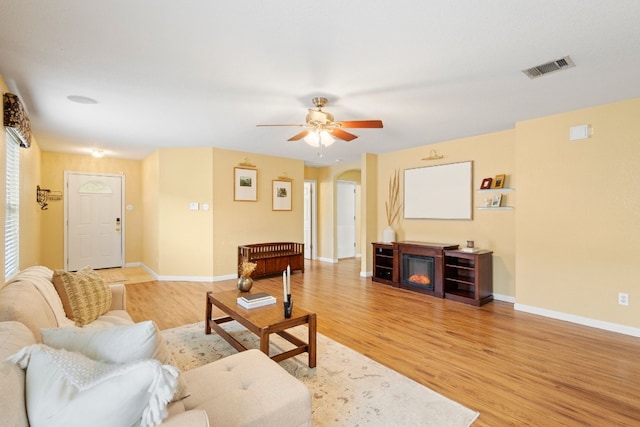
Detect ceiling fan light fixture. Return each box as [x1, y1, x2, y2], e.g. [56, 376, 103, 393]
[304, 130, 335, 147]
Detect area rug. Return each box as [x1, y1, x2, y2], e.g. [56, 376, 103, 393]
[161, 322, 479, 426]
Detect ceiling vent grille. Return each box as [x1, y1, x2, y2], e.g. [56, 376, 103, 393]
[523, 56, 575, 79]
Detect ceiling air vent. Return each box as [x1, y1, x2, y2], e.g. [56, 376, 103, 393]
[522, 56, 575, 79]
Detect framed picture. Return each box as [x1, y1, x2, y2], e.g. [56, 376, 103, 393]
[493, 174, 506, 189]
[491, 193, 502, 207]
[234, 167, 257, 201]
[480, 177, 493, 189]
[272, 180, 292, 211]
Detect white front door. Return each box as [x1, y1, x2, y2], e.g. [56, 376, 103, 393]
[65, 172, 124, 271]
[337, 181, 356, 259]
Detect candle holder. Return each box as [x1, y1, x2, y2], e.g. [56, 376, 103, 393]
[283, 295, 293, 318]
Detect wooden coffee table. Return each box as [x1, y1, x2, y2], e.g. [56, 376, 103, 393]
[205, 290, 317, 368]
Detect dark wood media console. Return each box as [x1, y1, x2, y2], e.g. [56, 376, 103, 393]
[372, 241, 493, 306]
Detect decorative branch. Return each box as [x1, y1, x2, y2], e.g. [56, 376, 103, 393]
[385, 169, 402, 227]
[239, 261, 257, 278]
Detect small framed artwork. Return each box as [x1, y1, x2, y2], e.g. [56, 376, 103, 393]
[272, 180, 292, 211]
[493, 174, 506, 189]
[234, 167, 257, 201]
[491, 193, 502, 207]
[480, 177, 493, 189]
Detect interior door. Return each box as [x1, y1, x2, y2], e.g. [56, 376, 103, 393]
[65, 172, 124, 271]
[337, 181, 356, 259]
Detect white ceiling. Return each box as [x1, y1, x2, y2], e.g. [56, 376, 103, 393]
[2, 1, 640, 167]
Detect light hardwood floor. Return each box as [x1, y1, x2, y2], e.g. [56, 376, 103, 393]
[122, 259, 640, 426]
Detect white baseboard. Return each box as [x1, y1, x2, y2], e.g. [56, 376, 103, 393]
[155, 274, 235, 282]
[139, 264, 235, 282]
[316, 257, 338, 264]
[515, 303, 640, 338]
[360, 271, 373, 278]
[493, 293, 515, 303]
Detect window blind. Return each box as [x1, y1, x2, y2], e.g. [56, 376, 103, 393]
[5, 130, 20, 280]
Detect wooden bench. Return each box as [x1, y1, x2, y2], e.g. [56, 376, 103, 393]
[238, 242, 305, 279]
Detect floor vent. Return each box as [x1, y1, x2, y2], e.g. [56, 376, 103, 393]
[522, 56, 575, 79]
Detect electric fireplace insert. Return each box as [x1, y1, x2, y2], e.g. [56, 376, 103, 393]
[401, 254, 435, 291]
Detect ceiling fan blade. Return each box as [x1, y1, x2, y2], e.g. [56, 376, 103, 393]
[288, 130, 310, 141]
[256, 124, 306, 127]
[331, 128, 358, 142]
[338, 120, 383, 129]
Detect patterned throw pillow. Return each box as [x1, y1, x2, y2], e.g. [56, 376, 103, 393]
[52, 268, 112, 327]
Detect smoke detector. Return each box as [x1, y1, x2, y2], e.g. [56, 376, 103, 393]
[523, 56, 575, 79]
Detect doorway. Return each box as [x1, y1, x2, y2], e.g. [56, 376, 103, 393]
[64, 172, 125, 271]
[303, 180, 317, 260]
[337, 180, 357, 259]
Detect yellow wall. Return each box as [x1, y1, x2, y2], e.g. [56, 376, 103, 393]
[141, 151, 160, 273]
[39, 152, 143, 269]
[515, 98, 640, 328]
[140, 147, 305, 278]
[376, 130, 517, 297]
[156, 148, 214, 277]
[210, 148, 305, 276]
[361, 153, 379, 275]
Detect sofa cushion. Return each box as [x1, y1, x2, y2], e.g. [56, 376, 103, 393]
[182, 349, 312, 427]
[9, 344, 178, 427]
[0, 282, 61, 341]
[0, 321, 36, 427]
[52, 267, 112, 326]
[42, 320, 189, 401]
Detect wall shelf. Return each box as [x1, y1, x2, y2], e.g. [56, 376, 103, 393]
[477, 206, 514, 210]
[476, 187, 515, 209]
[476, 187, 514, 193]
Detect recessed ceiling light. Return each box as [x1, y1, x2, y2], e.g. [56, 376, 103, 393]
[91, 149, 104, 158]
[67, 95, 98, 104]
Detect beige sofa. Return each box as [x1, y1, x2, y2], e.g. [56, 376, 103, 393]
[0, 266, 312, 427]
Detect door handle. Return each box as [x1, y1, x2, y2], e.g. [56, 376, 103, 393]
[115, 217, 121, 232]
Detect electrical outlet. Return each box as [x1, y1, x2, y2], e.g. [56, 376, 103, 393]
[618, 292, 629, 306]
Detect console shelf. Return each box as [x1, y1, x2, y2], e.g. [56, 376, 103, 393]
[372, 243, 395, 286]
[444, 250, 493, 306]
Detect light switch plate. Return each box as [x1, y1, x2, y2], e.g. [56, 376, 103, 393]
[188, 202, 199, 211]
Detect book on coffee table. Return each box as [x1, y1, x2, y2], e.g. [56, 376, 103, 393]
[237, 292, 276, 309]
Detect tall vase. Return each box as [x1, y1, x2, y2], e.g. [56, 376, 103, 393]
[382, 226, 396, 243]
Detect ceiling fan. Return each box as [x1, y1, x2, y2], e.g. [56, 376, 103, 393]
[256, 97, 383, 145]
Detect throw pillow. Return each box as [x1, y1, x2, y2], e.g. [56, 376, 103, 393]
[52, 267, 112, 326]
[41, 320, 189, 401]
[9, 344, 178, 427]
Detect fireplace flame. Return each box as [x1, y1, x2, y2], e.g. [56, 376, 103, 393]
[408, 274, 431, 285]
